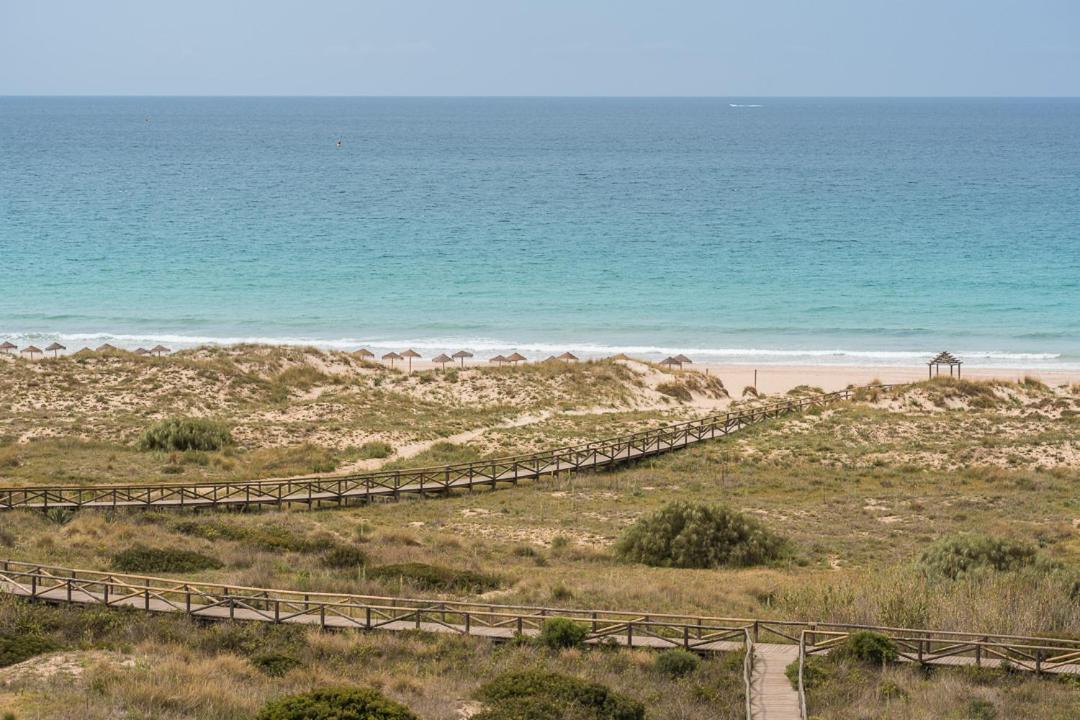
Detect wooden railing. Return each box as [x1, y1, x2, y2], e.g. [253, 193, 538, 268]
[0, 386, 882, 511]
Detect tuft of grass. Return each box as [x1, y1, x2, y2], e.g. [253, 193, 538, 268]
[250, 653, 303, 678]
[138, 417, 233, 452]
[356, 441, 394, 460]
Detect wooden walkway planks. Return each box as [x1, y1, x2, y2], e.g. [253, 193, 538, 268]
[750, 644, 802, 720]
[0, 386, 878, 511]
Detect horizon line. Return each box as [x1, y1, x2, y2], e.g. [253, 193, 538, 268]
[2, 94, 1079, 100]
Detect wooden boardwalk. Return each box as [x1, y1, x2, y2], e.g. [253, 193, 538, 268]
[2, 561, 1078, 720]
[0, 387, 882, 511]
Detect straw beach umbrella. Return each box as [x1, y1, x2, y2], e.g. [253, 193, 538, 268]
[45, 342, 66, 358]
[354, 348, 375, 362]
[432, 353, 452, 369]
[507, 352, 527, 365]
[542, 356, 559, 363]
[489, 354, 508, 365]
[400, 349, 421, 372]
[21, 345, 42, 360]
[95, 343, 118, 353]
[1, 341, 17, 355]
[151, 344, 171, 357]
[673, 354, 692, 368]
[451, 350, 473, 368]
[659, 357, 679, 369]
[558, 352, 579, 362]
[382, 351, 402, 369]
[134, 348, 150, 356]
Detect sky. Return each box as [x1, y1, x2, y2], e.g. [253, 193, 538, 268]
[1, 1, 1078, 96]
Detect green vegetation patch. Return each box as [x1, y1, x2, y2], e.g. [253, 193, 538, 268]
[138, 417, 233, 452]
[0, 633, 59, 667]
[919, 534, 1040, 580]
[111, 545, 223, 573]
[250, 652, 303, 677]
[616, 501, 787, 568]
[654, 648, 700, 677]
[366, 563, 501, 593]
[256, 686, 417, 720]
[475, 670, 645, 720]
[539, 617, 590, 649]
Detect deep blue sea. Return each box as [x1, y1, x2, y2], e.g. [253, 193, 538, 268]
[1, 97, 1078, 367]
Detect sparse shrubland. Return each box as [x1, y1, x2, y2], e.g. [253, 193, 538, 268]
[616, 501, 787, 568]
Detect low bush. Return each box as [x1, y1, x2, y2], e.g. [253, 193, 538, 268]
[251, 652, 303, 677]
[832, 631, 898, 665]
[256, 687, 417, 720]
[321, 545, 367, 569]
[919, 534, 1039, 580]
[539, 617, 589, 649]
[0, 633, 58, 667]
[655, 648, 700, 677]
[366, 563, 500, 593]
[616, 501, 787, 568]
[111, 545, 223, 573]
[356, 441, 394, 460]
[655, 382, 692, 402]
[475, 670, 644, 720]
[138, 417, 233, 452]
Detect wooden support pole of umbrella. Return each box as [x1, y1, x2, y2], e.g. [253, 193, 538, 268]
[381, 351, 402, 369]
[0, 342, 16, 355]
[452, 350, 473, 368]
[506, 352, 526, 365]
[21, 346, 42, 361]
[400, 349, 421, 372]
[45, 342, 66, 358]
[432, 353, 452, 370]
[151, 345, 171, 357]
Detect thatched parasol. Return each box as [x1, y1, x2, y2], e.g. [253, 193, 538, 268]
[673, 354, 692, 368]
[95, 343, 118, 353]
[489, 354, 508, 365]
[382, 351, 402, 368]
[400, 348, 422, 372]
[134, 347, 150, 355]
[0, 341, 16, 355]
[151, 344, 171, 357]
[542, 355, 559, 363]
[45, 342, 66, 358]
[557, 352, 579, 362]
[659, 357, 679, 368]
[506, 352, 527, 365]
[21, 345, 42, 360]
[354, 348, 375, 361]
[451, 350, 474, 368]
[432, 353, 452, 369]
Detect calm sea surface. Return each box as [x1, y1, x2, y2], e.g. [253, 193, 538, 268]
[1, 97, 1078, 366]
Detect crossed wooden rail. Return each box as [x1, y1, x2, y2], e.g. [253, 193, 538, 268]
[0, 386, 882, 511]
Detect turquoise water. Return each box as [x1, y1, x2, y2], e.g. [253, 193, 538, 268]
[1, 97, 1078, 367]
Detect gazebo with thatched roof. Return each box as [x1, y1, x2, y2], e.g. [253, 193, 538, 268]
[928, 351, 962, 379]
[506, 352, 526, 365]
[557, 352, 579, 362]
[382, 351, 402, 369]
[432, 353, 452, 369]
[151, 344, 171, 357]
[21, 345, 42, 360]
[452, 350, 473, 367]
[0, 342, 16, 355]
[400, 349, 421, 372]
[45, 342, 66, 358]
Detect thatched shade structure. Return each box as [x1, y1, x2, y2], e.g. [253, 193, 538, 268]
[95, 343, 118, 352]
[506, 352, 526, 365]
[542, 355, 559, 363]
[557, 352, 579, 362]
[452, 350, 474, 368]
[400, 349, 421, 372]
[928, 351, 962, 379]
[134, 347, 150, 355]
[659, 356, 679, 368]
[45, 342, 66, 358]
[21, 345, 42, 360]
[489, 354, 508, 365]
[354, 348, 375, 361]
[151, 344, 171, 357]
[432, 353, 452, 369]
[382, 351, 402, 368]
[673, 354, 692, 368]
[0, 342, 16, 355]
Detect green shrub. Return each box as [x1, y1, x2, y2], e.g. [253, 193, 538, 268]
[539, 617, 589, 649]
[322, 545, 367, 569]
[919, 534, 1039, 580]
[0, 633, 59, 667]
[251, 653, 303, 677]
[785, 656, 831, 690]
[111, 545, 223, 573]
[475, 670, 644, 720]
[833, 631, 898, 665]
[366, 563, 500, 593]
[615, 501, 787, 568]
[357, 441, 394, 460]
[655, 648, 700, 677]
[138, 417, 233, 452]
[967, 698, 998, 720]
[255, 687, 417, 720]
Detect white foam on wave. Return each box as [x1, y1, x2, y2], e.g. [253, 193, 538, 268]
[0, 330, 1072, 369]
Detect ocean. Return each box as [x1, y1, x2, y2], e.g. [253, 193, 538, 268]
[1, 97, 1078, 367]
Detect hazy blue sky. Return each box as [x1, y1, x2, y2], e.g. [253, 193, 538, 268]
[2, 0, 1077, 96]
